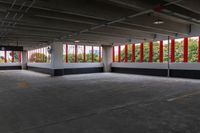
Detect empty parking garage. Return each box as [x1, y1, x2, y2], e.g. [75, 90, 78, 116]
[0, 0, 200, 133]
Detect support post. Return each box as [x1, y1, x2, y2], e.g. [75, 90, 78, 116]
[84, 45, 86, 63]
[168, 36, 170, 77]
[184, 37, 188, 63]
[99, 46, 102, 62]
[66, 44, 68, 63]
[125, 44, 128, 62]
[12, 51, 14, 63]
[22, 50, 28, 70]
[171, 39, 175, 63]
[102, 45, 112, 72]
[140, 43, 144, 63]
[118, 45, 121, 62]
[149, 41, 153, 63]
[4, 50, 7, 63]
[75, 44, 78, 63]
[112, 46, 115, 62]
[160, 40, 163, 63]
[18, 51, 22, 63]
[132, 43, 135, 62]
[51, 42, 64, 76]
[92, 46, 94, 63]
[199, 36, 200, 63]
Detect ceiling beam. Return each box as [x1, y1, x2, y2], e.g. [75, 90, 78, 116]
[121, 13, 189, 35]
[0, 0, 136, 20]
[98, 0, 149, 11]
[165, 0, 200, 14]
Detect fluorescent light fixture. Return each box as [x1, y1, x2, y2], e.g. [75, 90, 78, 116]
[153, 19, 164, 25]
[74, 40, 80, 43]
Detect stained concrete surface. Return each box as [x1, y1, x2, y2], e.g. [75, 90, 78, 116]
[0, 70, 200, 133]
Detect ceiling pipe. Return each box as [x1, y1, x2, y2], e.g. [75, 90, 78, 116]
[160, 9, 200, 26]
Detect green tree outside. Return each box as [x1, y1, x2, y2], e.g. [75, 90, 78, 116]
[115, 38, 198, 63]
[63, 53, 100, 63]
[29, 53, 47, 63]
[9, 51, 19, 62]
[0, 56, 4, 63]
[188, 38, 198, 62]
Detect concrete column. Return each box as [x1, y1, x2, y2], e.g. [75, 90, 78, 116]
[102, 45, 112, 72]
[22, 50, 28, 70]
[50, 42, 64, 76]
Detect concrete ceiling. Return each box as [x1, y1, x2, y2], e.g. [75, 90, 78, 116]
[0, 0, 199, 49]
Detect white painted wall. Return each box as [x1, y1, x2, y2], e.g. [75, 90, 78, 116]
[170, 63, 200, 70]
[112, 63, 200, 70]
[63, 63, 103, 68]
[27, 63, 103, 69]
[112, 63, 168, 69]
[0, 63, 21, 66]
[27, 63, 51, 68]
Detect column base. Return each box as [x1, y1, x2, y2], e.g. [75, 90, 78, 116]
[52, 69, 64, 76]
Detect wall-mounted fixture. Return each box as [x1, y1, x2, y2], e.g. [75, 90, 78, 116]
[153, 19, 164, 25]
[74, 40, 80, 43]
[47, 46, 52, 54]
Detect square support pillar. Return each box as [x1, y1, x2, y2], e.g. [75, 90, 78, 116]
[51, 42, 64, 76]
[102, 45, 112, 72]
[22, 50, 28, 70]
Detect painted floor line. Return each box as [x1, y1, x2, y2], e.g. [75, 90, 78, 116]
[167, 91, 200, 102]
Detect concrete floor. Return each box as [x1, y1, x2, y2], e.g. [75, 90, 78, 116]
[0, 70, 200, 133]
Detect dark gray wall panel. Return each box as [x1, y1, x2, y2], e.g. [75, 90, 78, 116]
[112, 67, 168, 76]
[170, 69, 200, 79]
[112, 67, 200, 79]
[0, 66, 21, 70]
[27, 66, 53, 75]
[27, 66, 103, 76]
[64, 67, 103, 75]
